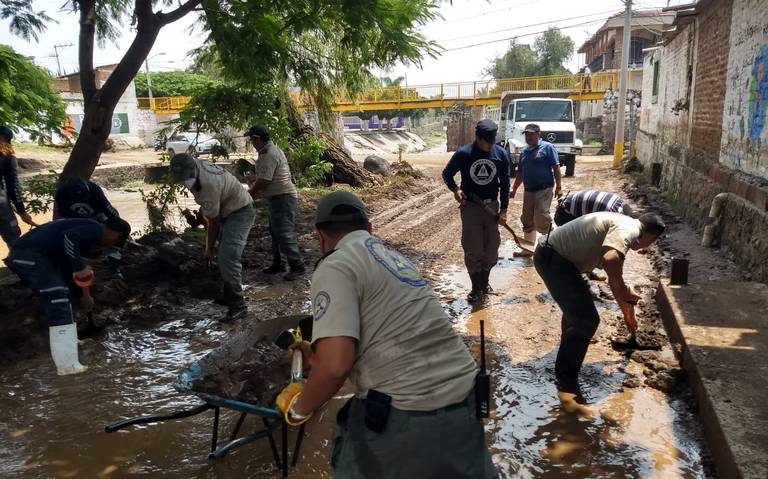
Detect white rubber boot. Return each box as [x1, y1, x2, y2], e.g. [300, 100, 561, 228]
[49, 324, 88, 375]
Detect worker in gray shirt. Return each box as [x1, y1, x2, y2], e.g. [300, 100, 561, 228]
[245, 125, 306, 281]
[170, 153, 256, 322]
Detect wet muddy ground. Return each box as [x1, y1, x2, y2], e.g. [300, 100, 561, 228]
[0, 157, 717, 478]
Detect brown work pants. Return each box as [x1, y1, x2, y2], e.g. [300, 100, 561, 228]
[521, 187, 554, 235]
[460, 200, 501, 275]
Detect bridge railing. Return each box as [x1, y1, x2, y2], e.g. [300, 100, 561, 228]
[138, 70, 641, 113]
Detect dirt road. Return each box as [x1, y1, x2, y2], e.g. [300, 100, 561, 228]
[0, 157, 713, 478]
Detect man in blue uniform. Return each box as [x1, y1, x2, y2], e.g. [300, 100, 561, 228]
[443, 119, 511, 302]
[4, 217, 131, 375]
[0, 125, 35, 249]
[511, 123, 562, 257]
[54, 178, 124, 277]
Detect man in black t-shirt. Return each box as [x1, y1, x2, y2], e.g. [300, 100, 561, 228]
[442, 119, 511, 302]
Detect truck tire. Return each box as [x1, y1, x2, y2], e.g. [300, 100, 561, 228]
[562, 154, 576, 177]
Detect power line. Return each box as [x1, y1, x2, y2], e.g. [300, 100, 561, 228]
[443, 17, 606, 51]
[432, 0, 542, 27]
[436, 8, 618, 43]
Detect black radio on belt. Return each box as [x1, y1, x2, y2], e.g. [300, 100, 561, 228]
[475, 320, 491, 419]
[364, 389, 392, 433]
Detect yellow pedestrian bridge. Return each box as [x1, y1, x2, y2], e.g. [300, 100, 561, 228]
[137, 70, 640, 115]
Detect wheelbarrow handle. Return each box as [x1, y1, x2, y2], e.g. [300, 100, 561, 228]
[105, 403, 212, 432]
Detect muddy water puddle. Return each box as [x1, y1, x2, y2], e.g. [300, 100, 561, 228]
[431, 239, 711, 479]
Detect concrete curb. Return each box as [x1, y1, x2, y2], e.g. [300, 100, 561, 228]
[656, 280, 768, 479]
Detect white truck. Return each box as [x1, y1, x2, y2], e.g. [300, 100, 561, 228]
[496, 96, 582, 177]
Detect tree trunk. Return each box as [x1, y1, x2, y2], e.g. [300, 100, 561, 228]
[284, 93, 376, 187]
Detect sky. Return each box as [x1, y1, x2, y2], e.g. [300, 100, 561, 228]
[1, 0, 687, 86]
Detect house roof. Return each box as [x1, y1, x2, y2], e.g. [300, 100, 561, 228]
[56, 64, 120, 79]
[578, 9, 677, 53]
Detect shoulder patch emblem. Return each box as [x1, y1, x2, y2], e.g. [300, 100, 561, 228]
[365, 237, 427, 287]
[313, 291, 331, 321]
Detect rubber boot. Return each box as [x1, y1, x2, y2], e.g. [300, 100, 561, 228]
[481, 269, 493, 294]
[49, 323, 88, 375]
[222, 282, 248, 322]
[467, 273, 483, 303]
[514, 231, 537, 257]
[554, 334, 591, 391]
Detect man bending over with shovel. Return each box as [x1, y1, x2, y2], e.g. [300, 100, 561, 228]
[533, 211, 665, 393]
[442, 119, 511, 302]
[275, 191, 496, 478]
[4, 217, 131, 375]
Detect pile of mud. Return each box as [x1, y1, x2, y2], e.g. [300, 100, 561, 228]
[191, 341, 291, 406]
[179, 314, 313, 406]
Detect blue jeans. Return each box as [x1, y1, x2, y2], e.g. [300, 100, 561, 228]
[268, 194, 304, 271]
[5, 252, 75, 327]
[218, 204, 256, 298]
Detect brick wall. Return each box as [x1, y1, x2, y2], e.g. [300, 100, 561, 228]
[719, 0, 768, 179]
[689, 0, 733, 163]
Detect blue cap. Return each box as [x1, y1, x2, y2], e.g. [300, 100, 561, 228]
[475, 119, 498, 142]
[0, 125, 13, 140]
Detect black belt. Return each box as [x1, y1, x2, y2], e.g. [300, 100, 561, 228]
[525, 183, 554, 192]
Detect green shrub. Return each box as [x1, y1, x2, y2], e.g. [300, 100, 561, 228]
[21, 170, 58, 215]
[286, 136, 331, 188]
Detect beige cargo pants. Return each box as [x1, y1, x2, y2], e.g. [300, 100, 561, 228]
[521, 187, 554, 235]
[460, 200, 500, 275]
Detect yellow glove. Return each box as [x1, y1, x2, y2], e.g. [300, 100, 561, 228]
[276, 381, 312, 426]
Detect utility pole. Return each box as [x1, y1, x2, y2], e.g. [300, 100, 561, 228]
[52, 43, 73, 76]
[144, 52, 165, 108]
[613, 0, 633, 167]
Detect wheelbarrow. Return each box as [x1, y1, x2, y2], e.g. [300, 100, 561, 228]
[105, 314, 313, 477]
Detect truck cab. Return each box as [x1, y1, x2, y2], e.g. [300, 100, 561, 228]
[499, 96, 582, 176]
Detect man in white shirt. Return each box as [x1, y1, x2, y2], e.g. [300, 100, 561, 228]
[533, 212, 665, 391]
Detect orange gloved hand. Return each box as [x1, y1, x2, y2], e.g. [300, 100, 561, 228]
[275, 381, 311, 426]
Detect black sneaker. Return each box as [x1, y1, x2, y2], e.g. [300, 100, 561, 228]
[283, 268, 307, 281]
[262, 264, 288, 275]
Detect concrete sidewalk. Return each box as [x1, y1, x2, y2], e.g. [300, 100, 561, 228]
[657, 280, 768, 479]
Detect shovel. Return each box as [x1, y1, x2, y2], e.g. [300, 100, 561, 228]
[610, 301, 660, 351]
[72, 271, 105, 338]
[275, 327, 304, 382]
[467, 192, 536, 253]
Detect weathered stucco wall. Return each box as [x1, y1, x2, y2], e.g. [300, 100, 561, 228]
[637, 26, 695, 168]
[720, 0, 768, 179]
[637, 0, 768, 282]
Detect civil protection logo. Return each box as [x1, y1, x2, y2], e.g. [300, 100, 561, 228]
[469, 159, 497, 186]
[313, 291, 331, 321]
[365, 238, 427, 287]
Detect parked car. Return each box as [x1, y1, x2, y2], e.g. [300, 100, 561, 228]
[166, 132, 221, 157]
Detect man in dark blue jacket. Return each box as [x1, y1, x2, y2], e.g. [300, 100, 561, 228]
[54, 178, 124, 277]
[0, 125, 35, 249]
[443, 119, 511, 302]
[4, 217, 131, 375]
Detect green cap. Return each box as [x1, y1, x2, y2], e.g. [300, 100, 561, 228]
[169, 153, 197, 182]
[315, 191, 369, 225]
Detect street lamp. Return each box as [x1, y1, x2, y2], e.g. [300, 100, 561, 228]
[145, 52, 166, 107]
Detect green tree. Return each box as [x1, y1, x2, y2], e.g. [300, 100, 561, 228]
[0, 0, 51, 41]
[486, 28, 575, 79]
[27, 0, 439, 181]
[134, 71, 220, 97]
[484, 40, 538, 79]
[534, 27, 575, 76]
[0, 45, 67, 141]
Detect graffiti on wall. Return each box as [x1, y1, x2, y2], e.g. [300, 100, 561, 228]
[748, 44, 768, 141]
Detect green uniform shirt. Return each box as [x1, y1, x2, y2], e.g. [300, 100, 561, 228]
[191, 159, 252, 218]
[310, 230, 477, 411]
[544, 212, 642, 272]
[255, 141, 298, 198]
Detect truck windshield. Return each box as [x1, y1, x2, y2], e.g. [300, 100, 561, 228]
[514, 101, 573, 122]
